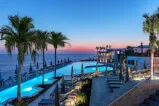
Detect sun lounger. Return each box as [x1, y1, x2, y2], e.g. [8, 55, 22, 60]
[110, 84, 121, 88]
[39, 96, 68, 106]
[39, 99, 55, 106]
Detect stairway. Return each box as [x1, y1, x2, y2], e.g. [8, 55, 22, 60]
[100, 76, 138, 106]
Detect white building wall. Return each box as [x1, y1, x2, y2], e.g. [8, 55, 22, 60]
[127, 56, 151, 70]
[133, 48, 148, 53]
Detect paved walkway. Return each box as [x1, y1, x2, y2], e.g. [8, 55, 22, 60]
[90, 76, 139, 106]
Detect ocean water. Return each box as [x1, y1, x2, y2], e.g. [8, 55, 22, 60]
[0, 54, 96, 79]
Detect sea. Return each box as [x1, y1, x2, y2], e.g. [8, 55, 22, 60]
[0, 53, 96, 79]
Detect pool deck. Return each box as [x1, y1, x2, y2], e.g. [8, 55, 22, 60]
[0, 62, 72, 91]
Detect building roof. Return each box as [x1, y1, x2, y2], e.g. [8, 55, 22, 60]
[136, 45, 149, 48]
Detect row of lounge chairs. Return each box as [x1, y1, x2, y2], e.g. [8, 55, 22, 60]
[38, 75, 83, 106]
[38, 72, 94, 106]
[0, 62, 72, 89]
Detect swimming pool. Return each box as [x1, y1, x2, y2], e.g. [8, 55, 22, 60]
[0, 61, 113, 104]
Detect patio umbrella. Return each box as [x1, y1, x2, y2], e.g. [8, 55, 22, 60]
[61, 74, 65, 93]
[126, 65, 129, 82]
[29, 64, 33, 73]
[61, 59, 63, 64]
[105, 59, 108, 73]
[71, 66, 74, 83]
[0, 72, 2, 80]
[44, 61, 47, 67]
[113, 63, 116, 75]
[81, 64, 84, 75]
[68, 58, 70, 62]
[14, 65, 18, 81]
[55, 84, 60, 106]
[96, 64, 99, 76]
[15, 65, 18, 74]
[134, 60, 137, 71]
[144, 60, 147, 69]
[36, 62, 39, 70]
[50, 60, 53, 66]
[119, 60, 122, 81]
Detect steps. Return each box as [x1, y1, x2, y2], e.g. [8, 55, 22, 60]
[99, 77, 138, 106]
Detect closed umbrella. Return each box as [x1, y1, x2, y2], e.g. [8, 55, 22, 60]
[134, 60, 137, 71]
[29, 64, 33, 73]
[113, 63, 116, 75]
[96, 64, 99, 76]
[61, 59, 63, 64]
[81, 64, 84, 75]
[0, 72, 2, 86]
[14, 65, 18, 81]
[15, 65, 18, 74]
[50, 60, 53, 66]
[36, 62, 39, 70]
[144, 60, 147, 69]
[0, 72, 2, 80]
[61, 74, 65, 93]
[126, 65, 129, 82]
[44, 61, 47, 67]
[71, 66, 74, 83]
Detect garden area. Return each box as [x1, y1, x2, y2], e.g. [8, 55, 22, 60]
[75, 79, 92, 106]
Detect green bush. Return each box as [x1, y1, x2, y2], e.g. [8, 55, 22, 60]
[76, 93, 88, 106]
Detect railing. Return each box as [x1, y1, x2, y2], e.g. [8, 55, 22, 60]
[107, 76, 151, 106]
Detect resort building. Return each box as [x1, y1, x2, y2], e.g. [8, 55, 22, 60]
[133, 45, 149, 53]
[127, 56, 150, 70]
[97, 48, 119, 63]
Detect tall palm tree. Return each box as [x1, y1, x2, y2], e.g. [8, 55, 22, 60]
[156, 40, 159, 56]
[35, 30, 49, 86]
[49, 31, 69, 77]
[143, 13, 158, 77]
[0, 15, 36, 101]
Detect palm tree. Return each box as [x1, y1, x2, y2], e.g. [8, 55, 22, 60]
[156, 40, 159, 56]
[0, 15, 36, 101]
[49, 31, 69, 77]
[35, 30, 49, 86]
[55, 84, 60, 106]
[143, 13, 158, 77]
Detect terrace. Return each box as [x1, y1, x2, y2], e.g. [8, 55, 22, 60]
[0, 61, 113, 106]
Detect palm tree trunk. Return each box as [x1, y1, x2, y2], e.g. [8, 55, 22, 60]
[42, 49, 45, 86]
[119, 58, 122, 81]
[151, 50, 154, 78]
[17, 57, 22, 101]
[54, 48, 57, 77]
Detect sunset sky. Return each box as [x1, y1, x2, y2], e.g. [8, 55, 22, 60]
[0, 0, 159, 54]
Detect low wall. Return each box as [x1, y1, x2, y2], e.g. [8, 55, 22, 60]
[28, 78, 62, 106]
[110, 80, 159, 106]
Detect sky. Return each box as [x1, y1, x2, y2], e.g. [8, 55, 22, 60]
[0, 0, 159, 54]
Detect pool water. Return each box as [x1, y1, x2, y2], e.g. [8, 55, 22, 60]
[0, 61, 113, 104]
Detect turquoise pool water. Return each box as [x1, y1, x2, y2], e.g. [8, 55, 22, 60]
[0, 61, 113, 104]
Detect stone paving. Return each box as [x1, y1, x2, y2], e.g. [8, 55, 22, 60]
[89, 76, 139, 106]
